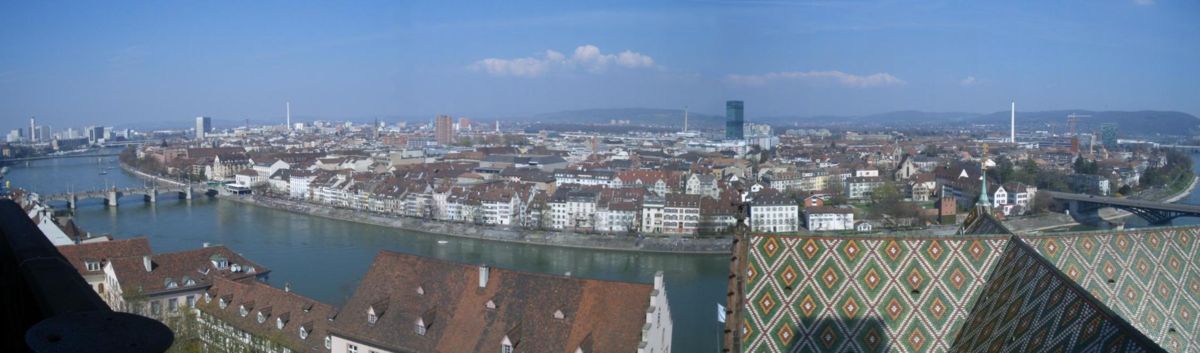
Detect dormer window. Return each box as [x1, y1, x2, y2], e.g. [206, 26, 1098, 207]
[257, 312, 267, 324]
[366, 300, 387, 325]
[415, 319, 427, 336]
[502, 343, 514, 353]
[276, 317, 285, 330]
[204, 292, 212, 303]
[324, 335, 331, 349]
[240, 305, 249, 317]
[553, 309, 564, 320]
[182, 276, 196, 286]
[485, 300, 496, 310]
[164, 278, 178, 289]
[231, 263, 242, 272]
[211, 255, 228, 269]
[85, 261, 102, 271]
[299, 326, 309, 340]
[219, 298, 228, 309]
[416, 286, 425, 296]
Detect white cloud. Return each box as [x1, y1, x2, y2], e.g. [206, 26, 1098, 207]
[1133, 0, 1154, 5]
[725, 70, 906, 88]
[469, 44, 655, 77]
[960, 76, 977, 87]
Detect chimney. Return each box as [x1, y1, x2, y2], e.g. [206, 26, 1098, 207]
[143, 255, 153, 272]
[284, 282, 291, 292]
[479, 265, 490, 288]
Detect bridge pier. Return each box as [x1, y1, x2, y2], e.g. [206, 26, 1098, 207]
[67, 194, 77, 210]
[144, 189, 157, 204]
[106, 190, 119, 207]
[181, 187, 193, 200]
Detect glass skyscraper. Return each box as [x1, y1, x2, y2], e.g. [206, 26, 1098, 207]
[725, 100, 744, 140]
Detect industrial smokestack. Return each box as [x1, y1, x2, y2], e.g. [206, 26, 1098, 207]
[286, 101, 291, 131]
[1010, 100, 1016, 143]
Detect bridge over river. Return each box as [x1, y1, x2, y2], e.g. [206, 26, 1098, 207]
[41, 183, 222, 208]
[1047, 190, 1200, 226]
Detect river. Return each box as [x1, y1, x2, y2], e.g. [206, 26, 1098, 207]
[3, 153, 729, 352]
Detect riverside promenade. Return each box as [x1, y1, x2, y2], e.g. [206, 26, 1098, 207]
[223, 195, 732, 254]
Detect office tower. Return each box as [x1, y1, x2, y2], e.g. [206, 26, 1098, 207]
[1101, 123, 1118, 149]
[29, 117, 36, 142]
[435, 115, 454, 145]
[195, 116, 212, 140]
[725, 100, 744, 140]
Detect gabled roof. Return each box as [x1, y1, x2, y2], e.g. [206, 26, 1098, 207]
[56, 237, 152, 274]
[329, 251, 654, 353]
[109, 245, 269, 296]
[197, 277, 337, 353]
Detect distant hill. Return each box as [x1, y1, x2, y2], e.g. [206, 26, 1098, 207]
[527, 108, 724, 129]
[757, 109, 1198, 136]
[965, 110, 1200, 136]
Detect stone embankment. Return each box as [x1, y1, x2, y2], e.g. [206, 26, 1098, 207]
[222, 195, 732, 254]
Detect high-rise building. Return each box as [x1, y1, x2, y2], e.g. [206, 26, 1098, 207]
[1101, 123, 1118, 149]
[434, 115, 454, 145]
[725, 100, 744, 140]
[29, 117, 36, 142]
[195, 116, 212, 140]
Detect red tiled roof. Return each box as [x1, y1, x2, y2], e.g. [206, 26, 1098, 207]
[109, 245, 269, 296]
[56, 237, 152, 275]
[329, 251, 654, 353]
[197, 277, 337, 353]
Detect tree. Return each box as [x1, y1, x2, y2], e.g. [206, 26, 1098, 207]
[826, 181, 847, 205]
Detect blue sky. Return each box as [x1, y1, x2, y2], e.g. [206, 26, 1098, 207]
[1, 0, 1197, 129]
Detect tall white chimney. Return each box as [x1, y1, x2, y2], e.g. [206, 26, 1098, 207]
[286, 101, 292, 131]
[478, 264, 490, 288]
[683, 106, 689, 133]
[1010, 100, 1016, 143]
[143, 255, 153, 272]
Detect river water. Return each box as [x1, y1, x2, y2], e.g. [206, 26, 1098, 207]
[4, 153, 728, 352]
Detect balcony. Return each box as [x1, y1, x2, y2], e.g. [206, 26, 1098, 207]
[0, 199, 174, 353]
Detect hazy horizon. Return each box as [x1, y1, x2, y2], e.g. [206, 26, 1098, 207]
[3, 0, 1198, 131]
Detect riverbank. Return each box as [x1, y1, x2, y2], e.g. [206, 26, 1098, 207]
[222, 195, 731, 254]
[118, 162, 731, 254]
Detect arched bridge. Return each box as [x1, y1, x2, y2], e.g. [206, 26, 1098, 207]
[41, 185, 203, 208]
[1046, 191, 1200, 226]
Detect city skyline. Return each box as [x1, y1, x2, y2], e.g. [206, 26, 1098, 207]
[1, 1, 1198, 128]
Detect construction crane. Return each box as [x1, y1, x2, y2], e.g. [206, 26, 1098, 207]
[1067, 113, 1091, 155]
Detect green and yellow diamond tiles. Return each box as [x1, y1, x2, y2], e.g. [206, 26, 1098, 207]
[742, 226, 1199, 353]
[742, 236, 1009, 353]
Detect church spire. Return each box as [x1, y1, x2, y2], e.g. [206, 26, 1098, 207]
[979, 143, 990, 208]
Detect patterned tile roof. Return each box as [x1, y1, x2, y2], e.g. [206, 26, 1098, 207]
[739, 226, 1196, 352]
[742, 235, 1010, 353]
[951, 236, 1162, 352]
[1025, 227, 1200, 352]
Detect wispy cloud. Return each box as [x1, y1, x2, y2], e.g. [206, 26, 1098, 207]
[725, 70, 905, 87]
[1133, 0, 1154, 5]
[960, 76, 977, 87]
[468, 44, 655, 77]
